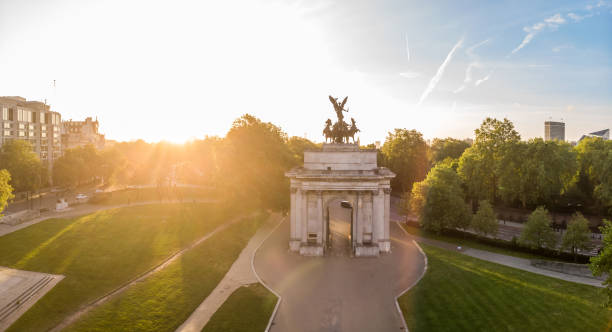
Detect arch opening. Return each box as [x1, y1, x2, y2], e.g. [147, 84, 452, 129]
[326, 197, 353, 256]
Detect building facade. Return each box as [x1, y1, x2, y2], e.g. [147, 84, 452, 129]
[545, 121, 565, 141]
[62, 117, 105, 150]
[285, 143, 395, 257]
[579, 129, 610, 142]
[0, 96, 62, 168]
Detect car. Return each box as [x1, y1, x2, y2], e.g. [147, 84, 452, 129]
[340, 201, 352, 209]
[75, 194, 89, 202]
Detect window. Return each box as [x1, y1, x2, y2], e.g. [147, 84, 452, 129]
[3, 130, 10, 136]
[3, 123, 10, 129]
[18, 131, 25, 137]
[19, 123, 25, 129]
[41, 125, 46, 131]
[28, 131, 35, 137]
[1, 107, 7, 120]
[41, 132, 46, 138]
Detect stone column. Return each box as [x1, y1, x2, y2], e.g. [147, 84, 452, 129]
[381, 188, 391, 252]
[289, 187, 300, 251]
[356, 191, 363, 245]
[317, 191, 323, 244]
[372, 188, 384, 248]
[301, 189, 308, 245]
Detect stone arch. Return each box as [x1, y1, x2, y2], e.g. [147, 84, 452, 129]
[322, 192, 357, 254]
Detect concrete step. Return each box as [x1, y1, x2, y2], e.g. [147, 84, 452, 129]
[0, 275, 54, 322]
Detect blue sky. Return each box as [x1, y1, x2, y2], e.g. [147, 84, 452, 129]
[0, 0, 610, 143]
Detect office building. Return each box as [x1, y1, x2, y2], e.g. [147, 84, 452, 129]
[0, 96, 62, 168]
[544, 121, 565, 141]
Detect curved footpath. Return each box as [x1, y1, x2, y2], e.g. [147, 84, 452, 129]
[254, 215, 426, 332]
[176, 213, 284, 332]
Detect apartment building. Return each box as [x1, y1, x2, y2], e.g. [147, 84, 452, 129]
[62, 117, 105, 150]
[0, 96, 62, 168]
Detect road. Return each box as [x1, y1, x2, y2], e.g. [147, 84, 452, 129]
[254, 203, 425, 332]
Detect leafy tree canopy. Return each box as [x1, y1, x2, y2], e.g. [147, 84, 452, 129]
[381, 128, 428, 193]
[0, 140, 43, 193]
[0, 169, 14, 216]
[519, 206, 557, 249]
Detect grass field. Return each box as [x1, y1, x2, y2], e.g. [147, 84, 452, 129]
[65, 213, 266, 332]
[90, 187, 214, 205]
[202, 283, 277, 332]
[1, 203, 234, 332]
[398, 244, 612, 331]
[401, 223, 557, 261]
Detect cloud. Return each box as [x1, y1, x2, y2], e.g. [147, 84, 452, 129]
[399, 72, 420, 79]
[566, 105, 575, 111]
[474, 74, 490, 86]
[552, 44, 573, 53]
[567, 12, 592, 21]
[405, 34, 410, 62]
[453, 85, 465, 94]
[544, 13, 566, 25]
[466, 39, 490, 57]
[511, 13, 568, 54]
[418, 37, 464, 105]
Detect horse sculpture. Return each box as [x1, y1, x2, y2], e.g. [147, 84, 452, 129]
[323, 119, 333, 143]
[347, 118, 360, 143]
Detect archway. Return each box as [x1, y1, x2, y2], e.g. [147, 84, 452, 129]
[325, 197, 354, 256]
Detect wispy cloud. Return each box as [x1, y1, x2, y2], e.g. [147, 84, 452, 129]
[454, 39, 489, 94]
[475, 74, 491, 86]
[418, 37, 464, 105]
[399, 72, 420, 79]
[399, 34, 420, 79]
[405, 34, 410, 62]
[511, 13, 568, 54]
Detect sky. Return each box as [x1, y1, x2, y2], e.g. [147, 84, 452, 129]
[0, 0, 610, 143]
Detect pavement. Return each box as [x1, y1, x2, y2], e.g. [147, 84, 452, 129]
[254, 203, 426, 332]
[176, 213, 283, 332]
[0, 267, 64, 332]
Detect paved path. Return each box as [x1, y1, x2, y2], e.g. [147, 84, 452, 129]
[176, 213, 283, 332]
[393, 220, 604, 287]
[0, 268, 64, 332]
[254, 205, 425, 332]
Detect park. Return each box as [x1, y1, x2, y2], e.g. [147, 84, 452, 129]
[0, 95, 611, 332]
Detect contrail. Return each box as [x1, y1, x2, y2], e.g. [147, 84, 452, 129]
[405, 34, 410, 62]
[418, 37, 463, 105]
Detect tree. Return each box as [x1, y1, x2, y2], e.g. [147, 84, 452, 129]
[381, 129, 428, 193]
[0, 169, 14, 217]
[399, 191, 411, 222]
[458, 118, 520, 203]
[519, 206, 557, 249]
[287, 136, 318, 165]
[219, 114, 294, 210]
[575, 138, 612, 214]
[590, 219, 612, 307]
[471, 200, 498, 237]
[410, 164, 471, 233]
[498, 139, 577, 208]
[561, 213, 591, 261]
[0, 140, 43, 194]
[430, 138, 470, 165]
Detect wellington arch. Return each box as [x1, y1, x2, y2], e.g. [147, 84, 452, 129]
[285, 96, 396, 257]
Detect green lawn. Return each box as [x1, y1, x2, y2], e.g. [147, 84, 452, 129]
[1, 203, 234, 332]
[65, 213, 266, 332]
[90, 187, 214, 205]
[401, 223, 556, 261]
[398, 244, 612, 331]
[202, 283, 277, 332]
